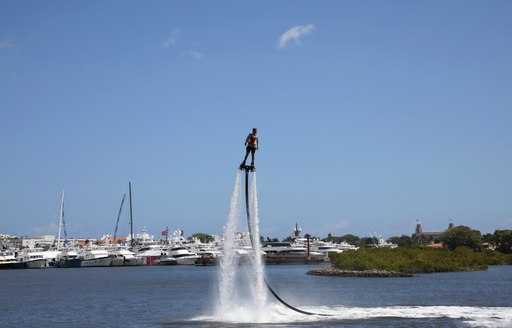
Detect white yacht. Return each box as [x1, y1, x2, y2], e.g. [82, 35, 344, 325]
[0, 251, 22, 269]
[80, 248, 112, 267]
[135, 244, 167, 265]
[155, 255, 177, 265]
[262, 241, 324, 264]
[194, 247, 223, 266]
[42, 249, 62, 267]
[338, 241, 360, 251]
[166, 246, 200, 265]
[108, 246, 145, 266]
[370, 234, 398, 249]
[310, 240, 344, 261]
[187, 234, 224, 266]
[56, 247, 82, 268]
[16, 248, 48, 269]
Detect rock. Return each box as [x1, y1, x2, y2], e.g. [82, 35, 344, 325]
[306, 267, 414, 277]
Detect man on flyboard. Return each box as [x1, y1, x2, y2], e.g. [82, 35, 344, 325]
[240, 128, 259, 170]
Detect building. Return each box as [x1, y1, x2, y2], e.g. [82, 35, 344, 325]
[22, 235, 56, 249]
[413, 220, 454, 243]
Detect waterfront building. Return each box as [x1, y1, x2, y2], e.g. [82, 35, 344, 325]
[22, 235, 55, 249]
[413, 219, 455, 243]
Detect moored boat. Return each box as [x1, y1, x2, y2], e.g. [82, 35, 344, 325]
[80, 248, 112, 267]
[310, 240, 344, 262]
[16, 249, 47, 269]
[109, 246, 145, 266]
[166, 246, 200, 265]
[135, 244, 166, 265]
[56, 248, 82, 268]
[0, 251, 23, 269]
[194, 248, 223, 266]
[262, 242, 324, 264]
[155, 255, 177, 265]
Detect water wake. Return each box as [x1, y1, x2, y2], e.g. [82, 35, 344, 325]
[202, 304, 512, 327]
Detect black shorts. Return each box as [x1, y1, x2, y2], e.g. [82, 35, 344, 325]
[246, 145, 257, 153]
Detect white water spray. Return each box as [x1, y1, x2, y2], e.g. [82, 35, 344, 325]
[217, 171, 241, 314]
[216, 170, 268, 322]
[248, 173, 267, 308]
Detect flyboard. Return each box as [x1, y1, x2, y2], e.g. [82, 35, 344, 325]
[239, 164, 331, 317]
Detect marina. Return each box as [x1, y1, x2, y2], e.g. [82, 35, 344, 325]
[0, 228, 361, 269]
[0, 184, 356, 269]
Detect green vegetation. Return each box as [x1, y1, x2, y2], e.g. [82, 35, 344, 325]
[491, 230, 512, 254]
[329, 247, 512, 274]
[189, 233, 215, 243]
[438, 225, 482, 251]
[321, 228, 512, 253]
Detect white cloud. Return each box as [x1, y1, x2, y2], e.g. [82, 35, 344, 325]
[179, 51, 203, 60]
[0, 38, 12, 49]
[28, 223, 58, 236]
[161, 31, 178, 48]
[277, 24, 316, 49]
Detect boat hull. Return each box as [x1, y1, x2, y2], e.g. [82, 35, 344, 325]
[175, 256, 199, 265]
[0, 262, 23, 270]
[57, 258, 82, 268]
[195, 254, 218, 266]
[111, 256, 145, 266]
[156, 257, 177, 265]
[81, 256, 112, 267]
[23, 259, 48, 269]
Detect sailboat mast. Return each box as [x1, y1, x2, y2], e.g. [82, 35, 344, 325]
[129, 182, 134, 247]
[113, 193, 126, 245]
[57, 189, 65, 250]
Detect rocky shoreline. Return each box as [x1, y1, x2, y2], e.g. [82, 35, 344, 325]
[307, 266, 414, 278]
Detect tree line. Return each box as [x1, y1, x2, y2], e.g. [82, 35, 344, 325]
[323, 227, 512, 254]
[191, 226, 512, 255]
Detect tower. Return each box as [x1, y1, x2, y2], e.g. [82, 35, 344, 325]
[415, 219, 423, 235]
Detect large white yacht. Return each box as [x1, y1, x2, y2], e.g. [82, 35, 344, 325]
[135, 244, 167, 265]
[56, 247, 82, 268]
[0, 251, 22, 269]
[166, 246, 200, 265]
[262, 241, 324, 264]
[310, 240, 344, 261]
[16, 248, 48, 269]
[108, 246, 145, 266]
[80, 248, 112, 267]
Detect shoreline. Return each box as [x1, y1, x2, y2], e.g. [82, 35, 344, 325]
[307, 266, 414, 277]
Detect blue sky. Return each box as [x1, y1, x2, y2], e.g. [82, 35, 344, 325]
[1, 1, 511, 240]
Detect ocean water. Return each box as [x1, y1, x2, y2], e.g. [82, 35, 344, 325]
[1, 264, 511, 327]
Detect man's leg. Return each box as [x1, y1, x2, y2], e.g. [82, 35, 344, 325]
[242, 149, 250, 164]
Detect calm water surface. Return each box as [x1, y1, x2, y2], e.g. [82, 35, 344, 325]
[1, 264, 511, 327]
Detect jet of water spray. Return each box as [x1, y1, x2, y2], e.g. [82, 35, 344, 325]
[217, 171, 241, 313]
[216, 170, 269, 322]
[249, 173, 267, 308]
